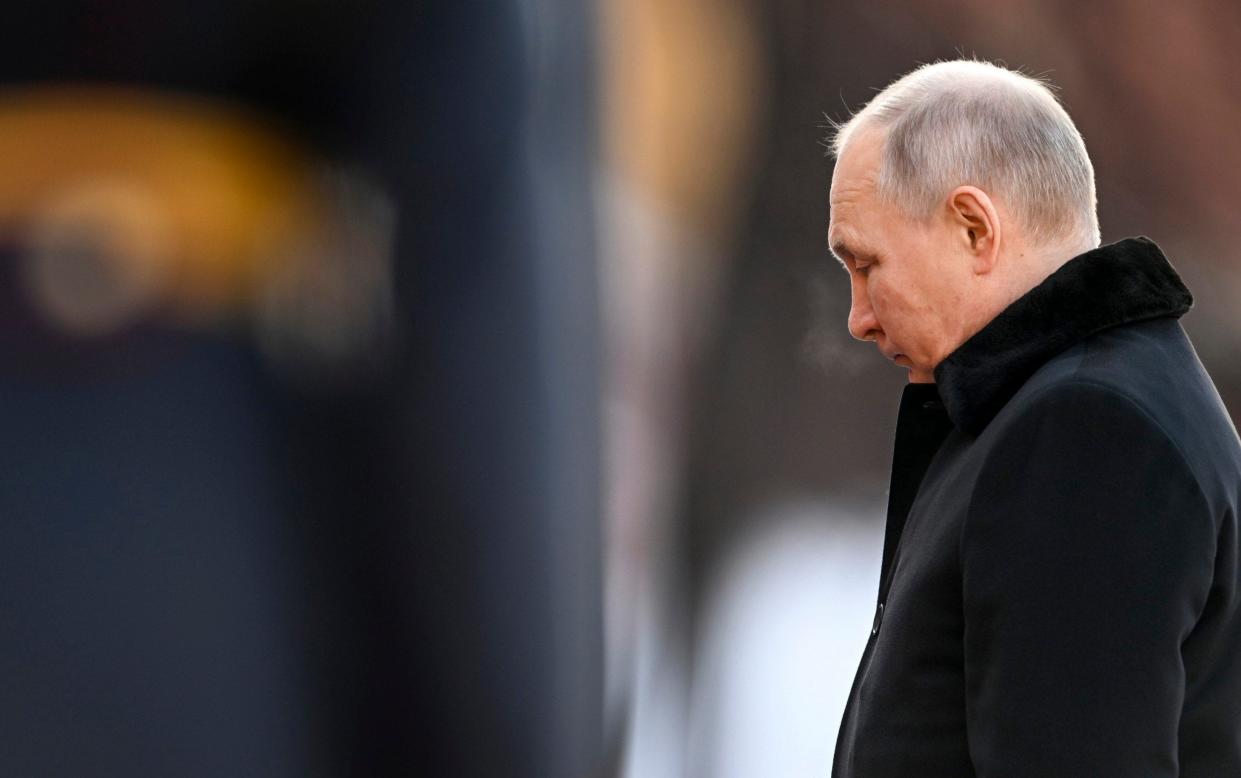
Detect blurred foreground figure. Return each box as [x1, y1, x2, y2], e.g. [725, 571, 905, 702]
[827, 60, 1241, 776]
[0, 2, 601, 776]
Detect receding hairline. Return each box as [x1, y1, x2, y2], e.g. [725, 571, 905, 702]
[828, 60, 1066, 157]
[825, 58, 1100, 249]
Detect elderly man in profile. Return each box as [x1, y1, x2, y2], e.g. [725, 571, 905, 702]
[827, 60, 1241, 777]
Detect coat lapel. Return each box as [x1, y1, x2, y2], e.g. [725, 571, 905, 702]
[878, 383, 954, 601]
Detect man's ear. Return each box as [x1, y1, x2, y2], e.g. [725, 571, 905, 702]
[946, 186, 1001, 274]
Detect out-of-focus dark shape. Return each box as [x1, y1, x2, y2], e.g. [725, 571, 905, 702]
[0, 2, 602, 777]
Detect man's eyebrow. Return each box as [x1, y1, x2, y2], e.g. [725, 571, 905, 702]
[829, 238, 853, 269]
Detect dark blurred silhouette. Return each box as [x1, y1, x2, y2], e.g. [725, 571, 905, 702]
[0, 3, 602, 777]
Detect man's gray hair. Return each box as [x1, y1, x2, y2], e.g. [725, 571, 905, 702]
[830, 60, 1100, 249]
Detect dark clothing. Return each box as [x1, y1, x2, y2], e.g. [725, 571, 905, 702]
[832, 237, 1241, 777]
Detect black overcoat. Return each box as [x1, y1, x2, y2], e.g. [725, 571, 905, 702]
[832, 237, 1241, 777]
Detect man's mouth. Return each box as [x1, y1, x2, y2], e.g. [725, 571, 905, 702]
[877, 343, 908, 365]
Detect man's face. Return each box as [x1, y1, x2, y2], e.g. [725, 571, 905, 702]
[828, 130, 970, 383]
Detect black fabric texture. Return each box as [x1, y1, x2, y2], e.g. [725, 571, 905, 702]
[878, 383, 952, 606]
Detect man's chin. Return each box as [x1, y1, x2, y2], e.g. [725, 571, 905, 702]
[899, 359, 935, 384]
[887, 353, 935, 383]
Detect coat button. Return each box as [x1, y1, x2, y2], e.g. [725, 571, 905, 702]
[871, 601, 885, 635]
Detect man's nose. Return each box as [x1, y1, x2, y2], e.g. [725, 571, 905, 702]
[847, 284, 879, 342]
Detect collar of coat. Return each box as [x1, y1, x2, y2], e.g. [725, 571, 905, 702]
[933, 236, 1193, 436]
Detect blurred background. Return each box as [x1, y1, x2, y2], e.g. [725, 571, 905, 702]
[2, 2, 1240, 776]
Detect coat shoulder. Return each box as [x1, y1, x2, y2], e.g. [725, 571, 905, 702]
[987, 317, 1241, 512]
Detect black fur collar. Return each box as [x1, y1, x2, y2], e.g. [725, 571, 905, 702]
[934, 236, 1193, 436]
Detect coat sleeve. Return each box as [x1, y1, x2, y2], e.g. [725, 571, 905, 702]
[961, 381, 1217, 777]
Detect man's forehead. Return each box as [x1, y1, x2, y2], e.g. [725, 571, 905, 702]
[829, 180, 871, 214]
[827, 180, 869, 247]
[828, 155, 879, 228]
[831, 129, 883, 191]
[828, 130, 885, 260]
[827, 191, 857, 266]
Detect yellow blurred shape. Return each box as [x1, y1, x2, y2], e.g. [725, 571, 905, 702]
[603, 0, 761, 242]
[0, 85, 326, 323]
